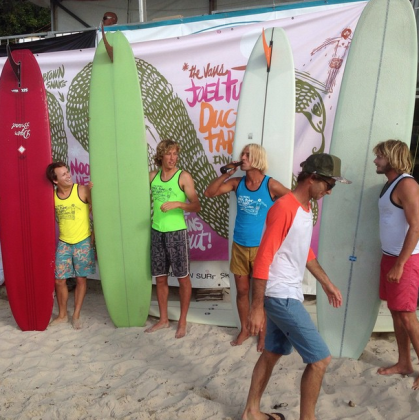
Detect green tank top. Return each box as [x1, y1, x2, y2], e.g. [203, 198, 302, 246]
[151, 169, 187, 232]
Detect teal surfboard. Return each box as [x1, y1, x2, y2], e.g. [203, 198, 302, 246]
[317, 0, 417, 358]
[89, 31, 151, 327]
[229, 27, 295, 328]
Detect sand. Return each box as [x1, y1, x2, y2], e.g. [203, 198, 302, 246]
[0, 281, 418, 420]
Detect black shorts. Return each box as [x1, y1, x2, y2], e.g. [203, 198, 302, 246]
[151, 229, 190, 278]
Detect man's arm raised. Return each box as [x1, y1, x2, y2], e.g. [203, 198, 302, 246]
[79, 184, 92, 206]
[204, 166, 240, 198]
[268, 178, 290, 200]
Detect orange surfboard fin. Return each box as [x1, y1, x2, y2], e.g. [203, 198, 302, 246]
[262, 29, 272, 71]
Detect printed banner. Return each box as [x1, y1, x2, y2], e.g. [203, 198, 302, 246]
[0, 1, 367, 289]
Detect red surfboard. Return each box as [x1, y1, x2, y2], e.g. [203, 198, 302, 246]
[0, 48, 55, 331]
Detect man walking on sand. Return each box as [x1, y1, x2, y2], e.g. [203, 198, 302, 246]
[205, 144, 289, 351]
[46, 162, 95, 330]
[242, 153, 348, 420]
[374, 139, 419, 390]
[146, 139, 201, 339]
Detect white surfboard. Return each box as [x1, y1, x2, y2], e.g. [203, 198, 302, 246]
[148, 300, 236, 327]
[317, 0, 417, 359]
[229, 27, 295, 328]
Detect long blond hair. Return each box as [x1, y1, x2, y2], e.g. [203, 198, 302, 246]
[242, 143, 268, 173]
[373, 140, 412, 174]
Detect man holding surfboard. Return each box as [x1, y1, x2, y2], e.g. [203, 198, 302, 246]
[242, 153, 347, 420]
[374, 140, 419, 390]
[46, 162, 95, 330]
[205, 144, 289, 350]
[146, 139, 201, 339]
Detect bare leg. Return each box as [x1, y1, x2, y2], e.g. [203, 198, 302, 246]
[300, 356, 331, 420]
[50, 279, 69, 326]
[242, 350, 282, 420]
[399, 311, 419, 389]
[72, 276, 87, 329]
[231, 274, 251, 346]
[145, 275, 170, 333]
[176, 275, 192, 338]
[377, 310, 414, 377]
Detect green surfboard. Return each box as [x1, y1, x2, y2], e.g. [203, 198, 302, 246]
[89, 31, 151, 327]
[317, 0, 417, 358]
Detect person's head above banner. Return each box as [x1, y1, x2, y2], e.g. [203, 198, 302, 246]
[102, 12, 118, 26]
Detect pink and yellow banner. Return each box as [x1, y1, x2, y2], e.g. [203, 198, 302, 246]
[0, 2, 367, 289]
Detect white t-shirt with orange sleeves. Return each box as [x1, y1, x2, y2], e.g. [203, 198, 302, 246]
[253, 192, 316, 302]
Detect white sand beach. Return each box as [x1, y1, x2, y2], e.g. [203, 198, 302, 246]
[0, 281, 418, 420]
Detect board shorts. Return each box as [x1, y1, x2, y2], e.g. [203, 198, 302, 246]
[264, 296, 330, 364]
[230, 241, 259, 276]
[151, 228, 190, 278]
[379, 253, 419, 312]
[55, 236, 96, 279]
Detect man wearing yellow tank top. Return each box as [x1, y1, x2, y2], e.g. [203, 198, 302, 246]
[146, 140, 201, 339]
[46, 162, 95, 329]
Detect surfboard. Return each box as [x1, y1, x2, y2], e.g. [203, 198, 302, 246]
[317, 0, 417, 359]
[228, 27, 295, 328]
[0, 48, 56, 331]
[149, 300, 236, 327]
[89, 30, 152, 328]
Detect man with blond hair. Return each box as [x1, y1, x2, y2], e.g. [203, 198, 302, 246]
[146, 139, 201, 339]
[374, 139, 419, 390]
[205, 144, 289, 350]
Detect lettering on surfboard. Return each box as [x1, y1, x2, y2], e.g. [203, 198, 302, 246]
[11, 122, 30, 139]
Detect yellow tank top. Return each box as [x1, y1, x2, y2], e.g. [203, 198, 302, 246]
[55, 184, 91, 244]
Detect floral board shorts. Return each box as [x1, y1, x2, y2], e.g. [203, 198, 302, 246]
[55, 236, 96, 279]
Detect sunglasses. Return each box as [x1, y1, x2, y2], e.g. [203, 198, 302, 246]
[315, 174, 335, 191]
[103, 16, 112, 20]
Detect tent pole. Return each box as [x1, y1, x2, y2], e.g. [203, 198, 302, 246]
[139, 0, 147, 22]
[50, 0, 55, 32]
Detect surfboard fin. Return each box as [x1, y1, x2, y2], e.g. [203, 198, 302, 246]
[101, 23, 114, 62]
[262, 29, 273, 72]
[6, 44, 21, 86]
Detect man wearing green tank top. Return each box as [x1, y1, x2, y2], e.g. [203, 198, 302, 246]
[146, 140, 201, 339]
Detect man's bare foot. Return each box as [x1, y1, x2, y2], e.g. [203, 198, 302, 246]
[145, 320, 170, 333]
[230, 330, 250, 346]
[72, 317, 82, 330]
[49, 316, 68, 326]
[377, 363, 413, 376]
[412, 375, 419, 390]
[242, 410, 285, 420]
[175, 323, 187, 339]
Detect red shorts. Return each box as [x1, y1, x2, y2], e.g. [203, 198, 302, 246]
[379, 253, 419, 312]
